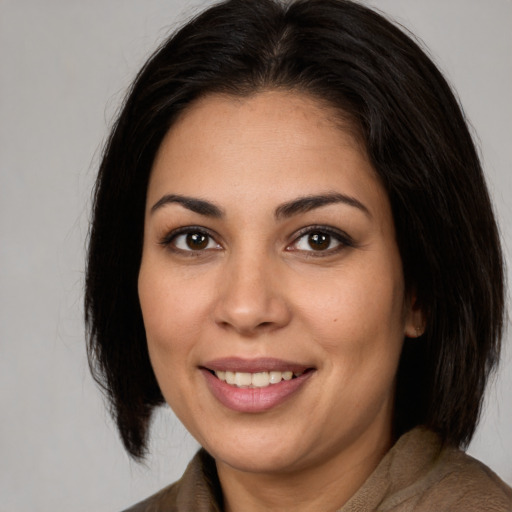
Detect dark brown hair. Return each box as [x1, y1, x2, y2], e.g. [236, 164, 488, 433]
[85, 0, 504, 459]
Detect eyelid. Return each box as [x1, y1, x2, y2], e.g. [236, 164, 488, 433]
[286, 225, 355, 254]
[158, 224, 354, 256]
[159, 225, 222, 252]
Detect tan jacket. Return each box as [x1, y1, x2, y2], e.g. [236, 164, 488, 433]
[124, 427, 512, 511]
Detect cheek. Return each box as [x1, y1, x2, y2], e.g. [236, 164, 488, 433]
[292, 261, 406, 384]
[298, 269, 404, 338]
[137, 267, 197, 401]
[138, 263, 203, 410]
[138, 260, 210, 345]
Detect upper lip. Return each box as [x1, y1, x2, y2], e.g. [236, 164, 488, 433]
[202, 357, 313, 374]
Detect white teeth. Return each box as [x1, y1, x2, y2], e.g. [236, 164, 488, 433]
[269, 371, 282, 384]
[235, 372, 252, 387]
[213, 370, 304, 388]
[251, 372, 270, 388]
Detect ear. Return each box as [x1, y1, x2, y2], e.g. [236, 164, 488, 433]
[404, 293, 426, 338]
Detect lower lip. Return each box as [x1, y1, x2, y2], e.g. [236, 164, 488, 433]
[201, 369, 314, 413]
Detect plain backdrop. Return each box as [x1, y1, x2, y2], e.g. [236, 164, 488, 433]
[0, 1, 511, 511]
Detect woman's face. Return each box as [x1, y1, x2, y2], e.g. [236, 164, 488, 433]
[138, 91, 421, 477]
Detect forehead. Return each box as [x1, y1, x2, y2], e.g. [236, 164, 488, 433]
[148, 91, 387, 219]
[156, 90, 363, 159]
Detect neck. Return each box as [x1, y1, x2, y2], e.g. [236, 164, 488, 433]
[216, 424, 392, 512]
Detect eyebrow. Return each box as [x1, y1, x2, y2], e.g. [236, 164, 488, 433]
[274, 192, 371, 219]
[150, 191, 370, 220]
[150, 194, 224, 218]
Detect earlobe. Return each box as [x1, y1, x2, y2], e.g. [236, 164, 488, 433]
[404, 317, 425, 338]
[404, 294, 426, 338]
[410, 325, 424, 338]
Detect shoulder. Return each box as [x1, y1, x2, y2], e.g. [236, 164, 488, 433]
[122, 481, 181, 512]
[382, 428, 512, 512]
[342, 428, 512, 512]
[412, 446, 512, 511]
[120, 449, 222, 512]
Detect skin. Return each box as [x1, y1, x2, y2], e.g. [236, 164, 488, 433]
[138, 91, 423, 512]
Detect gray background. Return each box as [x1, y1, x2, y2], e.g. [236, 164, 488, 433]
[0, 1, 510, 511]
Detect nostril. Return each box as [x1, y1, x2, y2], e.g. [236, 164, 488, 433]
[213, 288, 292, 334]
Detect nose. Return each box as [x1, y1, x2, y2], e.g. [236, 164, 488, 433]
[213, 251, 292, 336]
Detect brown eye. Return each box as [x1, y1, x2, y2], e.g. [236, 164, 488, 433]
[290, 227, 353, 254]
[186, 232, 209, 250]
[307, 232, 331, 251]
[168, 230, 220, 252]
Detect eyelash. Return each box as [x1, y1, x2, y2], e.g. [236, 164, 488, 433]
[287, 225, 355, 256]
[159, 225, 355, 256]
[159, 226, 220, 255]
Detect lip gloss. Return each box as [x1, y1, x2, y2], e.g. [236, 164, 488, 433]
[200, 360, 314, 413]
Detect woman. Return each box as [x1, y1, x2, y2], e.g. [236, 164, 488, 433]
[85, 0, 512, 510]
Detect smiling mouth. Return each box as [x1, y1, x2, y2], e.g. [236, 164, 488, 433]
[201, 360, 315, 412]
[208, 369, 312, 388]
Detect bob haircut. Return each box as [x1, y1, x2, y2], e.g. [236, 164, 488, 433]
[85, 0, 504, 459]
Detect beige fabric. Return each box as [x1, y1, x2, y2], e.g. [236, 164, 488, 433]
[340, 428, 512, 511]
[123, 427, 512, 511]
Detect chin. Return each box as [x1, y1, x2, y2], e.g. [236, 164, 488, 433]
[200, 429, 311, 475]
[215, 446, 306, 475]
